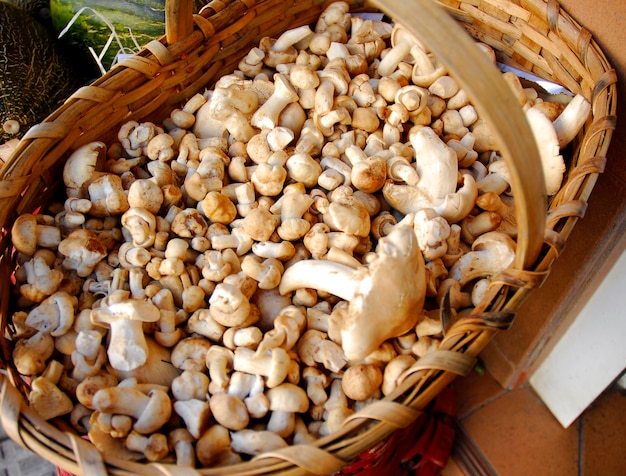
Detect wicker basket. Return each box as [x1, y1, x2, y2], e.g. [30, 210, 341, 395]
[0, 0, 616, 474]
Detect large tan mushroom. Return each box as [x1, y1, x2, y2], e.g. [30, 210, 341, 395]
[279, 224, 426, 361]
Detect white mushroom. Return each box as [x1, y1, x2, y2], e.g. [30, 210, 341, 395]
[11, 213, 62, 257]
[91, 386, 172, 434]
[63, 141, 106, 198]
[230, 429, 287, 456]
[449, 231, 517, 286]
[525, 106, 566, 196]
[58, 229, 108, 277]
[266, 383, 309, 437]
[280, 225, 426, 361]
[382, 127, 477, 222]
[553, 94, 592, 148]
[90, 290, 161, 372]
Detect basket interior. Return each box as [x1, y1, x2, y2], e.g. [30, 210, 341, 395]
[0, 0, 616, 474]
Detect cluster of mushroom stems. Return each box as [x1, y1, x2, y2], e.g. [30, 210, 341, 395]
[9, 1, 590, 466]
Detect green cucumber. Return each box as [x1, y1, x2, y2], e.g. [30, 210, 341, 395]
[50, 0, 208, 73]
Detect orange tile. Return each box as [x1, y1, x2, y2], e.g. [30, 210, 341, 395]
[581, 388, 626, 475]
[451, 367, 507, 419]
[440, 454, 466, 476]
[458, 385, 579, 475]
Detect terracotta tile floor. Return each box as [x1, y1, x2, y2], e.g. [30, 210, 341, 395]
[441, 368, 626, 476]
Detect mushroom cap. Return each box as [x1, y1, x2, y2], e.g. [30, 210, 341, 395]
[209, 393, 250, 431]
[341, 363, 383, 401]
[63, 141, 106, 198]
[267, 382, 309, 413]
[323, 195, 371, 237]
[11, 213, 38, 255]
[133, 389, 173, 434]
[342, 224, 426, 361]
[91, 295, 160, 326]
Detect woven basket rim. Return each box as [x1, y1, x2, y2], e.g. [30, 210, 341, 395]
[0, 0, 617, 474]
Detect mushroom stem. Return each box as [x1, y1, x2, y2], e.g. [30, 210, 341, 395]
[279, 260, 358, 300]
[552, 94, 592, 148]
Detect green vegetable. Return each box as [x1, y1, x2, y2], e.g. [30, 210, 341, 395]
[50, 0, 208, 73]
[0, 1, 82, 143]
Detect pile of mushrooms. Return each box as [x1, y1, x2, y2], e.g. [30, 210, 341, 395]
[8, 2, 591, 466]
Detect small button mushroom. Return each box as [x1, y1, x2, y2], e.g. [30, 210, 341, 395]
[382, 354, 416, 396]
[251, 150, 288, 197]
[87, 173, 130, 216]
[63, 141, 106, 198]
[449, 231, 517, 286]
[121, 207, 157, 248]
[460, 210, 502, 244]
[25, 291, 77, 337]
[256, 305, 305, 355]
[201, 191, 238, 225]
[125, 431, 169, 462]
[241, 207, 278, 242]
[552, 94, 591, 148]
[297, 329, 347, 373]
[303, 366, 330, 406]
[91, 386, 172, 434]
[413, 208, 451, 260]
[320, 193, 371, 237]
[251, 240, 296, 262]
[341, 363, 383, 401]
[274, 186, 315, 241]
[233, 346, 291, 388]
[428, 75, 460, 99]
[146, 133, 175, 162]
[238, 46, 265, 78]
[19, 254, 64, 303]
[98, 410, 132, 438]
[195, 425, 233, 467]
[209, 282, 255, 327]
[127, 179, 164, 214]
[241, 255, 284, 290]
[28, 375, 74, 420]
[11, 213, 62, 256]
[13, 331, 54, 377]
[168, 428, 196, 467]
[171, 370, 209, 401]
[90, 290, 161, 372]
[295, 118, 325, 156]
[223, 326, 263, 351]
[170, 336, 212, 372]
[174, 398, 211, 439]
[476, 191, 517, 238]
[285, 152, 323, 187]
[205, 345, 234, 392]
[209, 392, 250, 431]
[170, 207, 208, 238]
[230, 429, 288, 457]
[344, 145, 387, 194]
[266, 383, 309, 437]
[58, 228, 108, 277]
[251, 74, 299, 130]
[282, 225, 426, 361]
[319, 379, 353, 437]
[437, 278, 472, 310]
[259, 25, 312, 67]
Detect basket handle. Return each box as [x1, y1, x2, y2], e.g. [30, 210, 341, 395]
[163, 0, 547, 270]
[165, 0, 194, 44]
[372, 0, 547, 270]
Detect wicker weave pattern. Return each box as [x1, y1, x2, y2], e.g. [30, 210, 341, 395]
[0, 0, 616, 474]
